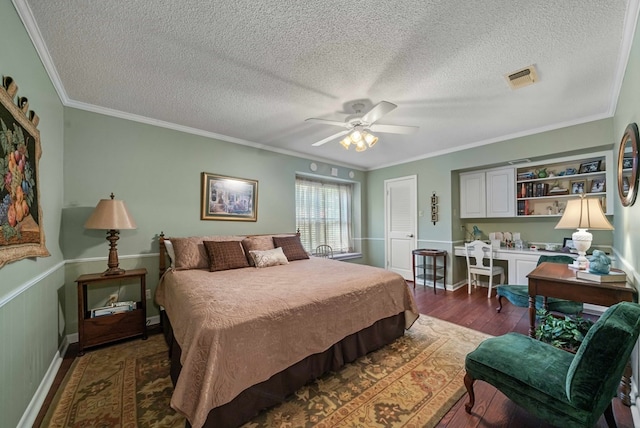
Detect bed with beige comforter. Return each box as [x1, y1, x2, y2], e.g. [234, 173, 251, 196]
[156, 255, 418, 428]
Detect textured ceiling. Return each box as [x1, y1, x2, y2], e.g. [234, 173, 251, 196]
[15, 0, 640, 170]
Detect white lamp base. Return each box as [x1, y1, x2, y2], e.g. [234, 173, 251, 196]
[572, 228, 592, 269]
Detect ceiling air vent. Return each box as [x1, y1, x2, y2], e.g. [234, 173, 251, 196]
[505, 65, 538, 90]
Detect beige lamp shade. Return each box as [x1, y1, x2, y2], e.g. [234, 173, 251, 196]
[84, 193, 137, 230]
[554, 197, 613, 231]
[555, 195, 612, 269]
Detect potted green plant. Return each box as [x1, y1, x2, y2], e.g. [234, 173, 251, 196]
[535, 310, 594, 353]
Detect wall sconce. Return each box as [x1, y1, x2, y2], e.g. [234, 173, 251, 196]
[431, 192, 438, 225]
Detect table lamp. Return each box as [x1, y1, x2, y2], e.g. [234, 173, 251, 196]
[84, 193, 137, 275]
[554, 194, 613, 269]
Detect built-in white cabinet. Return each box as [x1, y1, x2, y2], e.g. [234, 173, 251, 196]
[460, 167, 514, 218]
[459, 150, 613, 218]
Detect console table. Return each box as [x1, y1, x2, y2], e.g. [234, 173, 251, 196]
[412, 249, 447, 293]
[527, 262, 637, 337]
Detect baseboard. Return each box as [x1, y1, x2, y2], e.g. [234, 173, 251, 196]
[17, 337, 69, 428]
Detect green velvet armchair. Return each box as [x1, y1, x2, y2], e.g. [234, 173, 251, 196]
[464, 302, 640, 427]
[496, 255, 583, 314]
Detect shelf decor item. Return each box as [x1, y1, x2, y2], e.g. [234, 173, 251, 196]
[84, 193, 137, 275]
[554, 194, 613, 269]
[0, 75, 49, 268]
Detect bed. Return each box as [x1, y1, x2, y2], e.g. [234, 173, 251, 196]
[155, 232, 419, 428]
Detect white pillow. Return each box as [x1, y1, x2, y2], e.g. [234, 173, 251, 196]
[249, 247, 289, 268]
[164, 239, 176, 269]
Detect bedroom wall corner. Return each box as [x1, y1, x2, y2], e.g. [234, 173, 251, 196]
[1, 0, 66, 425]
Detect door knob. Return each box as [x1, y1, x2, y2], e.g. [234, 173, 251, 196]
[407, 234, 414, 237]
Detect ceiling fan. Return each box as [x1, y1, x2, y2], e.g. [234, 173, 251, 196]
[306, 101, 419, 151]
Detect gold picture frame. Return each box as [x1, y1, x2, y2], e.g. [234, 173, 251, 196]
[0, 75, 49, 267]
[201, 172, 258, 221]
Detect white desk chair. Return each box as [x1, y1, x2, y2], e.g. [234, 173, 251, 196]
[464, 240, 505, 298]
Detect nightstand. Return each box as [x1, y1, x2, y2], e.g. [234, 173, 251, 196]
[76, 268, 147, 355]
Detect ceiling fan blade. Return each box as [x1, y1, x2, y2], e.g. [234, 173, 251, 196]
[311, 130, 349, 147]
[361, 101, 397, 124]
[305, 118, 350, 128]
[369, 124, 419, 134]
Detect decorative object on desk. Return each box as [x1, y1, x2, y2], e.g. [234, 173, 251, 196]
[578, 160, 601, 174]
[562, 237, 576, 252]
[430, 191, 438, 225]
[617, 123, 639, 207]
[555, 194, 613, 269]
[84, 193, 137, 275]
[576, 268, 627, 283]
[535, 309, 594, 353]
[587, 249, 611, 274]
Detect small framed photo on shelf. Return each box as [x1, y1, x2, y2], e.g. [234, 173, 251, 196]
[570, 180, 586, 194]
[590, 178, 605, 193]
[578, 160, 601, 174]
[562, 238, 577, 252]
[623, 157, 634, 169]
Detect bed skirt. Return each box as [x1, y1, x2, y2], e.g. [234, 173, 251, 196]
[160, 310, 406, 428]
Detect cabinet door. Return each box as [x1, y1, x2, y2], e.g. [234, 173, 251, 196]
[514, 258, 539, 284]
[486, 168, 515, 217]
[460, 171, 486, 218]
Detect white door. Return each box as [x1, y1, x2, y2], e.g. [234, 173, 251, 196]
[385, 176, 417, 279]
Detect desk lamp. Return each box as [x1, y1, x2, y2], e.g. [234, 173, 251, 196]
[84, 193, 137, 275]
[554, 194, 613, 269]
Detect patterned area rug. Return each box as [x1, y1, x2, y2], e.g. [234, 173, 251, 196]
[40, 316, 491, 428]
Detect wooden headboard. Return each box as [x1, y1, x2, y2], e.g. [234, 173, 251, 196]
[158, 231, 300, 278]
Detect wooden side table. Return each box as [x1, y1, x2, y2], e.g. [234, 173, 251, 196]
[76, 268, 147, 355]
[412, 249, 447, 293]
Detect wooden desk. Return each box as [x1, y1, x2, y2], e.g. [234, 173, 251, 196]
[527, 263, 637, 336]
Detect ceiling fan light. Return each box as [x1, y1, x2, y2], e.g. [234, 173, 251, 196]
[339, 137, 351, 150]
[355, 140, 367, 152]
[350, 129, 362, 142]
[364, 132, 378, 147]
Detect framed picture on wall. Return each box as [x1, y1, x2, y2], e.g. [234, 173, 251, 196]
[201, 172, 258, 221]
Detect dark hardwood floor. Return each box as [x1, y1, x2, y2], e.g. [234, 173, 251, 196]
[35, 284, 633, 428]
[411, 282, 633, 428]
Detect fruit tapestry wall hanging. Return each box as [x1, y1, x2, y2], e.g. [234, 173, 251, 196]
[0, 76, 49, 267]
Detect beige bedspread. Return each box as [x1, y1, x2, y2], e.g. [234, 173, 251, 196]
[155, 257, 419, 428]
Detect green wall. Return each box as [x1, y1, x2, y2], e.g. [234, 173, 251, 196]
[0, 0, 65, 425]
[61, 107, 366, 330]
[366, 120, 615, 283]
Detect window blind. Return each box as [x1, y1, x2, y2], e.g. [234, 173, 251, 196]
[295, 176, 353, 254]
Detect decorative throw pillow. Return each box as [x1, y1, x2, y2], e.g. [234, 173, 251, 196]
[170, 235, 245, 270]
[203, 240, 250, 272]
[249, 247, 290, 268]
[170, 236, 210, 270]
[241, 235, 276, 266]
[273, 235, 309, 261]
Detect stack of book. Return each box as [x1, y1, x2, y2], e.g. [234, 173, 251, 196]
[90, 301, 136, 317]
[576, 268, 627, 283]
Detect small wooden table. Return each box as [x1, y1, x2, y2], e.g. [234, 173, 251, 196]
[412, 249, 447, 293]
[76, 268, 148, 355]
[527, 262, 637, 337]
